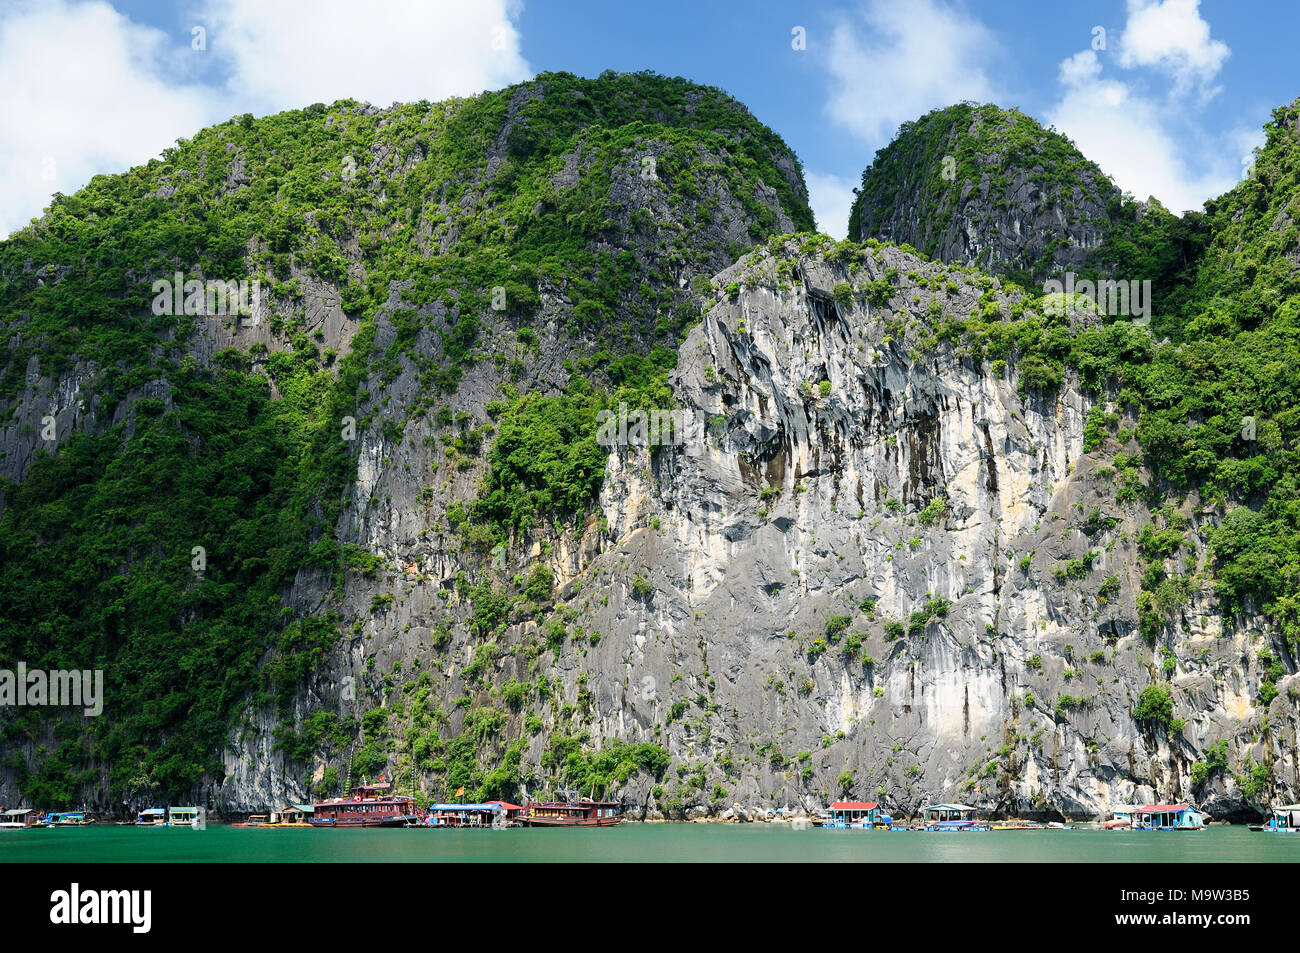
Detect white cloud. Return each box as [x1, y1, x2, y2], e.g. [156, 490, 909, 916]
[1047, 78, 1234, 214]
[1047, 0, 1238, 214]
[0, 0, 217, 237]
[194, 0, 530, 114]
[1117, 0, 1229, 91]
[0, 0, 531, 238]
[805, 171, 858, 240]
[1058, 50, 1102, 87]
[825, 0, 1001, 146]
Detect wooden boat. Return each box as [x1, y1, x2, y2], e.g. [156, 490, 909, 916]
[519, 800, 621, 827]
[1250, 803, 1300, 833]
[1130, 803, 1205, 830]
[46, 812, 93, 826]
[311, 783, 421, 828]
[921, 803, 988, 831]
[991, 820, 1045, 830]
[232, 806, 313, 828]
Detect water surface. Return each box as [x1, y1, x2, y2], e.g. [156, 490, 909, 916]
[4, 824, 1298, 862]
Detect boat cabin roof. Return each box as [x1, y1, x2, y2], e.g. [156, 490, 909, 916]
[1139, 803, 1191, 812]
[139, 808, 165, 815]
[830, 801, 879, 811]
[3, 809, 31, 816]
[926, 803, 974, 812]
[1274, 804, 1300, 813]
[426, 803, 503, 812]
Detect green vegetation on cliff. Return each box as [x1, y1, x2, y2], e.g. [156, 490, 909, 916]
[0, 71, 810, 805]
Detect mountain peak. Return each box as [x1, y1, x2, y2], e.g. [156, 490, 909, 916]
[848, 102, 1119, 284]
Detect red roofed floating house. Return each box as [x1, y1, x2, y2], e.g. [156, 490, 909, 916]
[1132, 803, 1205, 830]
[823, 801, 893, 829]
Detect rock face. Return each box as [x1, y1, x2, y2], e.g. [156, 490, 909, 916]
[2, 79, 1296, 823]
[218, 237, 1298, 820]
[848, 104, 1119, 282]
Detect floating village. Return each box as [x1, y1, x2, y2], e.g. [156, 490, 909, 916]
[4, 782, 1300, 833]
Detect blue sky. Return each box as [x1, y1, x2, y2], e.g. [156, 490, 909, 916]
[0, 0, 1293, 238]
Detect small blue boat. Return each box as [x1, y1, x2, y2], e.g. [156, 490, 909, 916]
[46, 812, 92, 826]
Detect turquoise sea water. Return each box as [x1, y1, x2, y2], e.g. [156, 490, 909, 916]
[2, 823, 1298, 862]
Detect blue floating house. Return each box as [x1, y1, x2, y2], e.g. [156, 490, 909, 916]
[1252, 804, 1300, 833]
[1132, 803, 1205, 830]
[421, 802, 505, 827]
[825, 801, 892, 829]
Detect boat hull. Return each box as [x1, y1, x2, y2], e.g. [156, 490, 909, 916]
[519, 815, 621, 827]
[310, 815, 420, 828]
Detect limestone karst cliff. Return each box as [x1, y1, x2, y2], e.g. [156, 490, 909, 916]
[2, 77, 1298, 821]
[848, 103, 1120, 283]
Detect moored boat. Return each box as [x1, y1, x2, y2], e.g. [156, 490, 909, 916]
[311, 782, 421, 828]
[46, 812, 93, 826]
[1250, 803, 1300, 833]
[519, 800, 621, 827]
[135, 808, 166, 826]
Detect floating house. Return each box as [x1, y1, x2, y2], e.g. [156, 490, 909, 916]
[1252, 804, 1300, 833]
[922, 804, 986, 831]
[234, 806, 313, 828]
[420, 803, 505, 828]
[486, 801, 524, 824]
[0, 809, 43, 829]
[135, 807, 167, 826]
[824, 801, 892, 829]
[167, 806, 202, 828]
[1132, 803, 1205, 830]
[1104, 804, 1145, 829]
